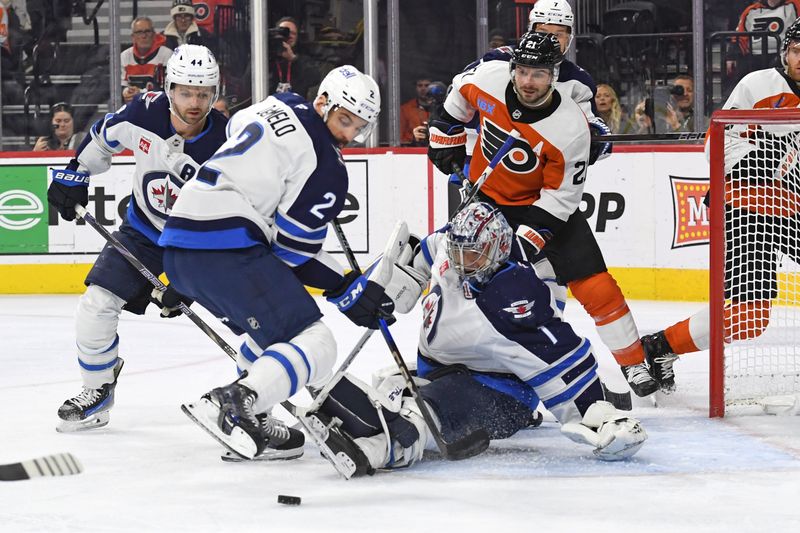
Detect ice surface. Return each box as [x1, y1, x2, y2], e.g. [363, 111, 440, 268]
[1, 295, 799, 532]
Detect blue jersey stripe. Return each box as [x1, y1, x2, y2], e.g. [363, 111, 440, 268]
[240, 342, 259, 363]
[542, 363, 599, 409]
[275, 231, 323, 254]
[526, 339, 591, 387]
[265, 350, 299, 395]
[271, 242, 312, 266]
[275, 212, 327, 241]
[159, 226, 262, 249]
[289, 342, 311, 377]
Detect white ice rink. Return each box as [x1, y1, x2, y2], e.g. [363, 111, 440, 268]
[2, 295, 800, 532]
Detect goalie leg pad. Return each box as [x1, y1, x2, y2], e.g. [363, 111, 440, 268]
[320, 373, 420, 448]
[75, 284, 126, 389]
[418, 363, 535, 442]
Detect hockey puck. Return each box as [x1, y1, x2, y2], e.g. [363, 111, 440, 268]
[277, 495, 301, 506]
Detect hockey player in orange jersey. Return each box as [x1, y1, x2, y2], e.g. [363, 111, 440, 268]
[427, 32, 658, 397]
[641, 17, 800, 393]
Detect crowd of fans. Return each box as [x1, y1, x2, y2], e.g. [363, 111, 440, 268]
[1, 1, 797, 150]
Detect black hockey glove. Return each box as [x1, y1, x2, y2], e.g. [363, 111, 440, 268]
[427, 118, 467, 175]
[47, 166, 90, 221]
[324, 271, 396, 329]
[150, 285, 193, 318]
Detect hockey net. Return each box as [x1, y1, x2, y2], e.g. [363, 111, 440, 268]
[709, 108, 800, 417]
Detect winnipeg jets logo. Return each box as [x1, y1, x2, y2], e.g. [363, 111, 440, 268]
[481, 119, 540, 174]
[421, 286, 443, 344]
[142, 171, 183, 219]
[503, 299, 534, 319]
[150, 180, 178, 211]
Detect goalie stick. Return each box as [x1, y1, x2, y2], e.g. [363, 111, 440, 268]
[0, 453, 83, 481]
[331, 218, 490, 461]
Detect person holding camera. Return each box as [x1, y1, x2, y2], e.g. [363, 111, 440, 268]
[268, 16, 320, 101]
[661, 75, 695, 132]
[32, 102, 80, 151]
[400, 77, 432, 145]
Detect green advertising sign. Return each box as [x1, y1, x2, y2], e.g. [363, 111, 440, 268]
[0, 166, 48, 253]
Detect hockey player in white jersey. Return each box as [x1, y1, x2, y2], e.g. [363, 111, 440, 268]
[47, 45, 228, 433]
[640, 16, 800, 392]
[158, 66, 418, 460]
[302, 203, 647, 478]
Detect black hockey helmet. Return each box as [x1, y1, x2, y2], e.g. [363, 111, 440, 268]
[782, 17, 800, 69]
[511, 31, 564, 71]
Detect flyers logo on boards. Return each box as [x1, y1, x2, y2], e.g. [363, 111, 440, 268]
[669, 176, 710, 248]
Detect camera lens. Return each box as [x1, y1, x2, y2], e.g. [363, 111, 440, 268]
[670, 85, 685, 96]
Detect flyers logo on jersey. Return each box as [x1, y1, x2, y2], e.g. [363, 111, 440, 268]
[481, 119, 539, 174]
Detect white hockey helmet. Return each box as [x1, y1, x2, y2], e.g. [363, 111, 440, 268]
[317, 65, 381, 143]
[528, 0, 575, 30]
[446, 202, 513, 286]
[165, 44, 220, 117]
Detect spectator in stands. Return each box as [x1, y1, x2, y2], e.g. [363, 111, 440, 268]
[213, 95, 230, 118]
[631, 98, 654, 134]
[595, 83, 632, 134]
[660, 74, 694, 132]
[488, 28, 506, 49]
[408, 81, 447, 146]
[163, 0, 215, 51]
[268, 16, 320, 101]
[192, 0, 233, 35]
[737, 0, 800, 56]
[121, 17, 173, 104]
[400, 77, 431, 145]
[32, 102, 80, 151]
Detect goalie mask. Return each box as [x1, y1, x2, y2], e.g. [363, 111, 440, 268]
[317, 65, 381, 143]
[510, 32, 563, 108]
[164, 44, 220, 123]
[528, 0, 574, 52]
[446, 202, 513, 287]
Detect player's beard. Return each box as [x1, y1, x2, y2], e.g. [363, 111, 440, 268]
[174, 104, 208, 126]
[514, 82, 551, 108]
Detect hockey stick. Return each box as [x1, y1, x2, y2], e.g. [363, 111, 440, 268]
[591, 132, 705, 143]
[600, 382, 633, 411]
[75, 205, 370, 459]
[331, 218, 490, 461]
[75, 204, 238, 361]
[451, 129, 521, 217]
[0, 453, 83, 481]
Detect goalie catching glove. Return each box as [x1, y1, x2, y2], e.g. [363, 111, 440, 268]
[325, 221, 425, 329]
[427, 117, 467, 175]
[560, 400, 647, 461]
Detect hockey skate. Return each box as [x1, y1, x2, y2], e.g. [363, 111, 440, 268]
[620, 362, 658, 397]
[56, 358, 125, 433]
[182, 381, 264, 460]
[298, 411, 373, 480]
[642, 331, 679, 394]
[221, 414, 305, 462]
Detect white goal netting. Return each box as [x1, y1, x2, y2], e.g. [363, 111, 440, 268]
[717, 119, 800, 410]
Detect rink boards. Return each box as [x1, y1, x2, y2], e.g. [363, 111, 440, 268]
[0, 146, 711, 299]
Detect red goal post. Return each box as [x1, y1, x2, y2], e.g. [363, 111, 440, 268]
[709, 108, 800, 417]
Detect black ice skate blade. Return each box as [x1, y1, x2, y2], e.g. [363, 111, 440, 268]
[221, 447, 304, 462]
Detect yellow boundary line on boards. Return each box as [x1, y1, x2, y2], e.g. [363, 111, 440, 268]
[1, 263, 712, 301]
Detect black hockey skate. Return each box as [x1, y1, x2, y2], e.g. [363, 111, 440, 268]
[299, 411, 373, 480]
[56, 358, 125, 433]
[642, 331, 679, 394]
[182, 381, 265, 460]
[620, 361, 659, 397]
[221, 413, 305, 462]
